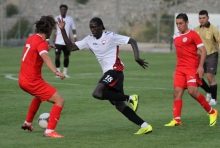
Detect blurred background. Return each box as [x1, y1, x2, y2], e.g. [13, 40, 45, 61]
[1, 0, 220, 49]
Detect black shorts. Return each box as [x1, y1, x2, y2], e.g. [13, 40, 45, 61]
[55, 44, 70, 56]
[204, 52, 218, 75]
[99, 70, 124, 94]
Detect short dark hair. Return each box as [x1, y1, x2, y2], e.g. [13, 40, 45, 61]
[199, 10, 208, 16]
[176, 13, 188, 22]
[60, 4, 68, 9]
[90, 17, 106, 30]
[34, 15, 56, 34]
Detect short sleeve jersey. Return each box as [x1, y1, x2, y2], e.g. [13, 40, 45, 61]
[19, 34, 48, 81]
[173, 30, 204, 68]
[75, 31, 130, 73]
[55, 15, 76, 45]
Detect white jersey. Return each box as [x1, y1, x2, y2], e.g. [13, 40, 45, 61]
[75, 31, 130, 73]
[55, 15, 76, 45]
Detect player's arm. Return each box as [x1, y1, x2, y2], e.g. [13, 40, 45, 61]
[41, 52, 65, 79]
[197, 46, 207, 78]
[128, 38, 148, 69]
[57, 18, 79, 51]
[212, 26, 220, 49]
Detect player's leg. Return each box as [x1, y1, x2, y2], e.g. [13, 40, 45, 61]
[55, 44, 62, 76]
[62, 46, 70, 77]
[44, 91, 65, 137]
[92, 70, 138, 111]
[110, 100, 152, 134]
[19, 80, 42, 131]
[21, 97, 42, 131]
[187, 72, 217, 126]
[165, 70, 185, 126]
[206, 52, 218, 105]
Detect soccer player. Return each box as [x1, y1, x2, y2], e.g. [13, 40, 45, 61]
[195, 10, 220, 105]
[164, 13, 218, 126]
[54, 4, 77, 78]
[57, 17, 152, 134]
[19, 15, 65, 138]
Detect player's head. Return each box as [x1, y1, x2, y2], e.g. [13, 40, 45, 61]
[60, 4, 68, 17]
[198, 10, 209, 26]
[34, 15, 56, 39]
[176, 13, 189, 34]
[89, 17, 106, 39]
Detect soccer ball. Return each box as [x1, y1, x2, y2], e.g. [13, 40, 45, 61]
[38, 113, 50, 129]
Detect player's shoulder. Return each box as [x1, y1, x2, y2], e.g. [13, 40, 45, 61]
[173, 32, 181, 39]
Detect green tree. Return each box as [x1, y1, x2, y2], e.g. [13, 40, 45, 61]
[76, 0, 89, 5]
[7, 18, 32, 39]
[6, 3, 18, 17]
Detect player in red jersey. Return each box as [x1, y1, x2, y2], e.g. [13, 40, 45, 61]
[164, 13, 218, 126]
[19, 15, 66, 138]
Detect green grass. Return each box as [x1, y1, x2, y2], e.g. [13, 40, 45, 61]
[0, 47, 220, 148]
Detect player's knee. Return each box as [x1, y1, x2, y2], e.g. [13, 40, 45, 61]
[187, 89, 196, 97]
[92, 91, 102, 100]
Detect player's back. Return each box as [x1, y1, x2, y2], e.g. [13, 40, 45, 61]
[19, 34, 47, 81]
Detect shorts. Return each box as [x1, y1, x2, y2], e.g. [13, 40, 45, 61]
[204, 52, 218, 75]
[99, 70, 124, 94]
[55, 44, 70, 56]
[19, 79, 56, 101]
[174, 68, 202, 89]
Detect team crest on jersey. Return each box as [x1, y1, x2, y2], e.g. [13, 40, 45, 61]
[102, 40, 106, 45]
[182, 37, 187, 42]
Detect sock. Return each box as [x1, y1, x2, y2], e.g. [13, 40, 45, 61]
[141, 122, 148, 128]
[45, 129, 54, 134]
[196, 93, 214, 114]
[121, 106, 145, 126]
[173, 99, 182, 122]
[47, 105, 62, 130]
[25, 97, 42, 122]
[56, 67, 60, 72]
[63, 67, 68, 74]
[102, 90, 129, 101]
[201, 78, 210, 93]
[24, 121, 31, 126]
[64, 58, 69, 67]
[210, 84, 217, 101]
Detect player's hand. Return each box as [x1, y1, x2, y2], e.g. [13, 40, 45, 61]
[57, 18, 65, 30]
[49, 44, 56, 49]
[135, 58, 148, 69]
[196, 66, 204, 78]
[55, 71, 66, 80]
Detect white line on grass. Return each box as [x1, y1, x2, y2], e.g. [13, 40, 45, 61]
[5, 74, 172, 90]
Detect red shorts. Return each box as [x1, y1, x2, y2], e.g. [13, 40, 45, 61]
[19, 79, 56, 101]
[174, 68, 202, 89]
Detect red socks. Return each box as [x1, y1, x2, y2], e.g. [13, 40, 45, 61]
[47, 105, 62, 130]
[25, 97, 42, 122]
[173, 99, 182, 122]
[196, 93, 214, 114]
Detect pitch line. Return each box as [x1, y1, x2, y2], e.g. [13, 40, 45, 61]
[5, 74, 172, 90]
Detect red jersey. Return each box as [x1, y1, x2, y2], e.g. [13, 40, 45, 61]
[173, 30, 204, 69]
[19, 34, 48, 81]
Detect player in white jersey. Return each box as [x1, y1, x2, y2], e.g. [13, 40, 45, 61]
[54, 4, 77, 77]
[57, 17, 152, 134]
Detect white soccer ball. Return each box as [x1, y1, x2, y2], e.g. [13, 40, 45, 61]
[38, 113, 50, 129]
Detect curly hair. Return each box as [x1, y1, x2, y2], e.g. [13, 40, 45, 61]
[34, 15, 56, 34]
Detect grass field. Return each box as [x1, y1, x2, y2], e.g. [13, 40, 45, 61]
[0, 47, 220, 148]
